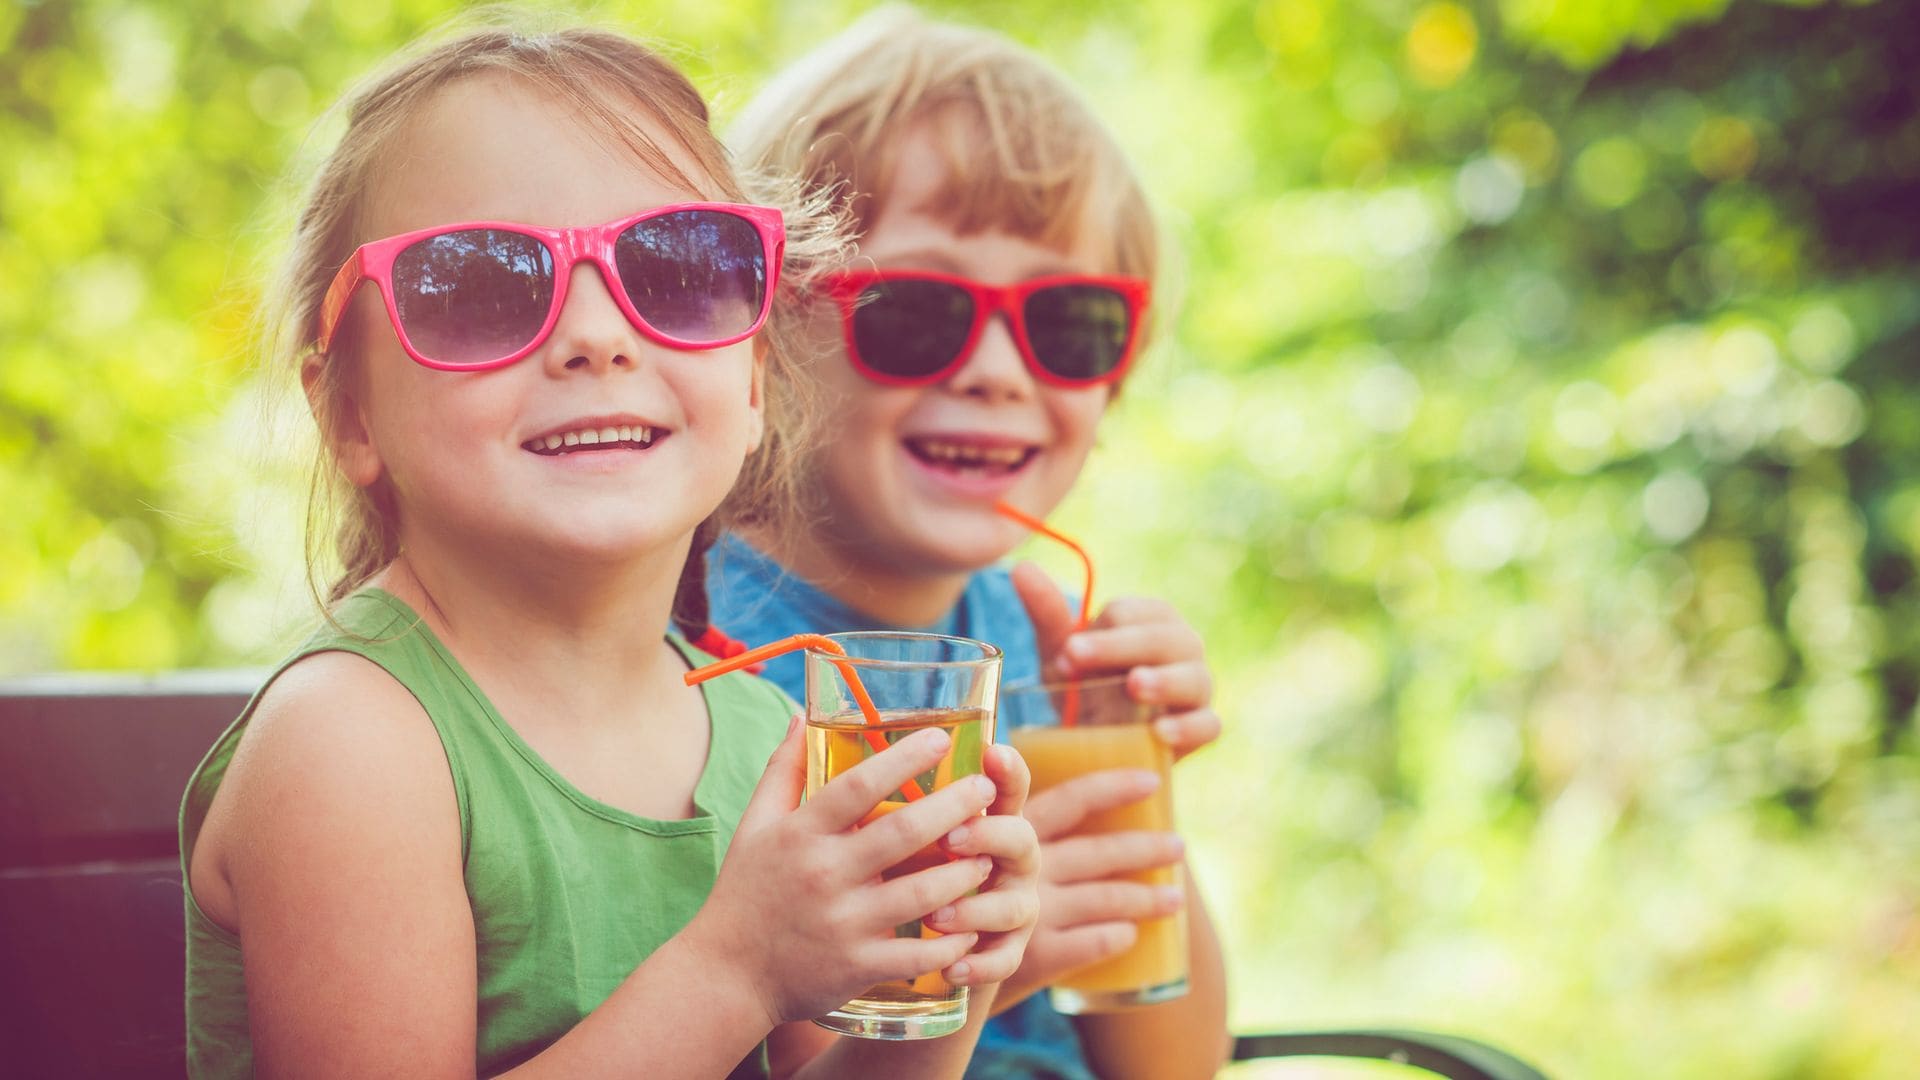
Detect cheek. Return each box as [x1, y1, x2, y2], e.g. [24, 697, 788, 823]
[1046, 388, 1111, 452]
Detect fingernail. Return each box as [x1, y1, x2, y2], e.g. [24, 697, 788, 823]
[931, 905, 957, 925]
[974, 856, 993, 876]
[1153, 718, 1181, 744]
[1157, 885, 1184, 909]
[1065, 636, 1090, 661]
[945, 825, 971, 848]
[1166, 834, 1186, 857]
[970, 774, 995, 800]
[1130, 769, 1163, 792]
[918, 727, 953, 752]
[948, 960, 971, 982]
[1133, 670, 1159, 695]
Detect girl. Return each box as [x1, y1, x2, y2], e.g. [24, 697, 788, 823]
[707, 8, 1229, 1079]
[178, 23, 1038, 1079]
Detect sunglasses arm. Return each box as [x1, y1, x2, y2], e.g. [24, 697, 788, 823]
[316, 250, 371, 354]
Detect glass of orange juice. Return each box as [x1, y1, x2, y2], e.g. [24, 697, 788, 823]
[803, 631, 1001, 1040]
[1003, 675, 1189, 1013]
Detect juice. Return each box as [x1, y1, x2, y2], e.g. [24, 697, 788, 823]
[1009, 721, 1189, 1011]
[806, 706, 991, 1036]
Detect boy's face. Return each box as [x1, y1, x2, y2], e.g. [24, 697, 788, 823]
[801, 124, 1113, 578]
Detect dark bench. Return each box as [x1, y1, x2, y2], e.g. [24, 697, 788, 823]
[0, 672, 1548, 1079]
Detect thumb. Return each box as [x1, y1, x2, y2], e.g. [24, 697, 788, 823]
[737, 715, 806, 835]
[1011, 560, 1076, 673]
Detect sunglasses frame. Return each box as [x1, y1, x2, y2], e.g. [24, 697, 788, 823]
[824, 268, 1150, 389]
[317, 202, 786, 371]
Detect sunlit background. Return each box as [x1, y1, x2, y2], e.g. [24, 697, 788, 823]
[6, 0, 1920, 1075]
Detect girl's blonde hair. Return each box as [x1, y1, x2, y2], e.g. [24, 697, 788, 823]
[728, 4, 1160, 286]
[264, 18, 843, 637]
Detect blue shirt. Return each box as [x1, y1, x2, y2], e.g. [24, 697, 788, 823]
[707, 533, 1095, 1080]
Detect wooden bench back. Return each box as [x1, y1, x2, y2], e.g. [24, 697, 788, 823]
[0, 671, 256, 1078]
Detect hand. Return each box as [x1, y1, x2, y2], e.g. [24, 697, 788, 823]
[991, 766, 1186, 1010]
[923, 743, 1041, 988]
[1012, 561, 1223, 761]
[688, 719, 1001, 1028]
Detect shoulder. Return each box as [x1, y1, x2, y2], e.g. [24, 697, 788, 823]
[221, 650, 459, 866]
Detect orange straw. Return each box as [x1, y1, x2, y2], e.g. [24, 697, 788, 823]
[685, 633, 924, 801]
[994, 501, 1094, 726]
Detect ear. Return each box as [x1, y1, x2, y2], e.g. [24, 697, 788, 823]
[302, 352, 384, 489]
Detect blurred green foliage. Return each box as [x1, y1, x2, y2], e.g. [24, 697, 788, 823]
[5, 0, 1919, 1075]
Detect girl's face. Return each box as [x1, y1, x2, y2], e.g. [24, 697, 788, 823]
[333, 76, 763, 570]
[803, 123, 1113, 577]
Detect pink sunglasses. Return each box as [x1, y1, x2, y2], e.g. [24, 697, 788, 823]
[318, 203, 786, 371]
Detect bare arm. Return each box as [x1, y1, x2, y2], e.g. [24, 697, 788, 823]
[221, 655, 1008, 1078]
[214, 653, 774, 1079]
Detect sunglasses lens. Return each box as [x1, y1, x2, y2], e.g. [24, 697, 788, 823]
[616, 210, 767, 344]
[850, 278, 975, 380]
[392, 229, 555, 366]
[1023, 284, 1134, 382]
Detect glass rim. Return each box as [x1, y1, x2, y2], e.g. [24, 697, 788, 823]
[804, 630, 1003, 668]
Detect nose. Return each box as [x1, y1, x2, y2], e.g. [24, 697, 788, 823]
[944, 311, 1035, 402]
[542, 261, 641, 375]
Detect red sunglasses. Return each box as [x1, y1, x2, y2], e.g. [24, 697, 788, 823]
[318, 203, 785, 371]
[824, 269, 1149, 388]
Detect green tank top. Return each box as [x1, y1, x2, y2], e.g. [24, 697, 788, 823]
[179, 589, 793, 1078]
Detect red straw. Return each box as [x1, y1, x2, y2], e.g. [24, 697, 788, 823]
[994, 501, 1094, 726]
[685, 633, 924, 801]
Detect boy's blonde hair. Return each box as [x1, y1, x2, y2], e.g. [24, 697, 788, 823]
[728, 4, 1160, 287]
[265, 18, 842, 637]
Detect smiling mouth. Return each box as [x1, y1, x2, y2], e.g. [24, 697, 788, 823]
[903, 436, 1039, 475]
[522, 424, 663, 456]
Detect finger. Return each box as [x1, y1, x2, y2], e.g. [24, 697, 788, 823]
[944, 931, 1028, 987]
[1022, 768, 1161, 839]
[983, 743, 1031, 816]
[1048, 879, 1185, 927]
[1086, 595, 1181, 631]
[863, 932, 978, 987]
[1151, 708, 1223, 759]
[1011, 560, 1077, 670]
[925, 881, 1040, 936]
[735, 716, 805, 834]
[805, 726, 955, 831]
[1127, 661, 1214, 712]
[868, 856, 995, 928]
[942, 814, 1041, 877]
[1042, 830, 1184, 883]
[1063, 620, 1205, 674]
[845, 773, 997, 878]
[1023, 921, 1139, 977]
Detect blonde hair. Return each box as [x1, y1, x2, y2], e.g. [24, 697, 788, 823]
[263, 16, 844, 636]
[728, 4, 1160, 284]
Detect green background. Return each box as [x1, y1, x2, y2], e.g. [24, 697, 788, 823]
[6, 0, 1919, 1075]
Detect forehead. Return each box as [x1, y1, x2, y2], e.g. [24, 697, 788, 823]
[868, 117, 1111, 271]
[866, 121, 1108, 272]
[362, 73, 716, 238]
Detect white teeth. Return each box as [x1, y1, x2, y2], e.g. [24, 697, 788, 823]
[912, 438, 1029, 467]
[525, 424, 663, 453]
